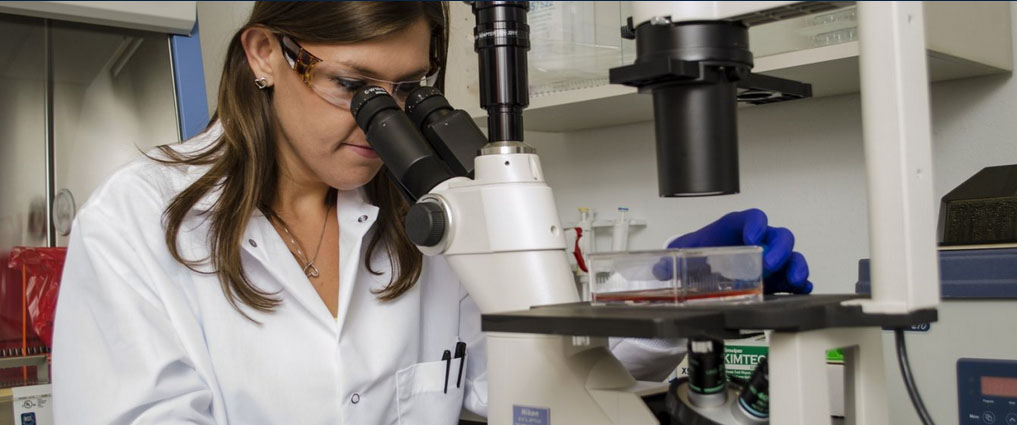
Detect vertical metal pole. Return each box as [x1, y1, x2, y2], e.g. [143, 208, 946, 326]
[854, 1, 940, 313]
[170, 22, 210, 141]
[167, 36, 182, 141]
[43, 19, 56, 247]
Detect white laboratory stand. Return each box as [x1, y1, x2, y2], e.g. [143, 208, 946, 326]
[849, 1, 941, 314]
[646, 2, 939, 422]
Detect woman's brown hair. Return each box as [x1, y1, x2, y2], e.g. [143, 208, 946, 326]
[156, 2, 449, 314]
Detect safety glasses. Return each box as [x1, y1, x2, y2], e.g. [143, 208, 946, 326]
[278, 34, 439, 109]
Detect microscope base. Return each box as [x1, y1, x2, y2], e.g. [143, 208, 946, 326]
[485, 332, 662, 425]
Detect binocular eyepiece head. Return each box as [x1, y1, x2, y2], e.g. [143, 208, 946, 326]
[350, 85, 454, 201]
[351, 85, 454, 135]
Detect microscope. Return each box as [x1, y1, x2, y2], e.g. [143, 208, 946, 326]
[352, 2, 941, 424]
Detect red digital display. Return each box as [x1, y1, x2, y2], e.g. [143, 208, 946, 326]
[982, 376, 1017, 398]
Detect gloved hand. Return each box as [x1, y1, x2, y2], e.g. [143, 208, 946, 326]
[665, 209, 813, 294]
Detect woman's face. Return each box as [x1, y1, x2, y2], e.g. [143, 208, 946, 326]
[251, 19, 433, 191]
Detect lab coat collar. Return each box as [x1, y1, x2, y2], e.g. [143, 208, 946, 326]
[237, 188, 380, 336]
[239, 215, 336, 334]
[334, 188, 380, 338]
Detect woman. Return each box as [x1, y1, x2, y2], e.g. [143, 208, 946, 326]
[52, 2, 811, 424]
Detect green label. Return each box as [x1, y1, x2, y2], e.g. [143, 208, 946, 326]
[826, 348, 844, 364]
[724, 345, 768, 380]
[701, 345, 843, 381]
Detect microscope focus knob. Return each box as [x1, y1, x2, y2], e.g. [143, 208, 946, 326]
[405, 202, 447, 247]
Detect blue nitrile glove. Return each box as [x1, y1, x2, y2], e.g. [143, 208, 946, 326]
[659, 209, 813, 294]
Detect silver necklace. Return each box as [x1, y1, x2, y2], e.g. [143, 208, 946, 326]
[274, 204, 331, 279]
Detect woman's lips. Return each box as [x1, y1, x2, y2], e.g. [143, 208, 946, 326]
[344, 143, 378, 159]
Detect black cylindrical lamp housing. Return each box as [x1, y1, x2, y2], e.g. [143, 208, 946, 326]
[652, 78, 740, 196]
[472, 1, 529, 143]
[633, 21, 751, 197]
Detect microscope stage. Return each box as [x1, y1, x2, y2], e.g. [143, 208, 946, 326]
[482, 294, 937, 339]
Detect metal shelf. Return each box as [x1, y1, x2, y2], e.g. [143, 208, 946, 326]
[459, 2, 1011, 133]
[469, 41, 1009, 132]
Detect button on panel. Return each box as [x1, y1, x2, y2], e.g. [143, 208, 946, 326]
[1004, 413, 1017, 425]
[985, 411, 997, 424]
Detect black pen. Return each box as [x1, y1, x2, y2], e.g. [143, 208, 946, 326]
[442, 349, 452, 394]
[454, 341, 467, 388]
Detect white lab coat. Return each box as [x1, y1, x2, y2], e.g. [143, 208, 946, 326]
[52, 123, 683, 425]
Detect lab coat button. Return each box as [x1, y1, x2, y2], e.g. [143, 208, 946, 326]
[248, 239, 257, 247]
[351, 393, 360, 404]
[358, 215, 368, 223]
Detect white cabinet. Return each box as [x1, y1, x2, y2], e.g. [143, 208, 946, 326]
[0, 12, 185, 249]
[0, 1, 195, 35]
[446, 2, 1012, 133]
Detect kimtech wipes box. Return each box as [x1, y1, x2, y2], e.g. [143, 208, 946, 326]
[672, 334, 767, 381]
[670, 334, 846, 417]
[724, 334, 768, 381]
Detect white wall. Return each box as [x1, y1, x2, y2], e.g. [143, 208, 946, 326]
[197, 1, 253, 114]
[528, 93, 871, 293]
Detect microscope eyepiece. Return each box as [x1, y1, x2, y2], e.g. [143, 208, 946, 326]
[350, 86, 397, 130]
[404, 86, 453, 132]
[403, 86, 488, 177]
[350, 86, 454, 201]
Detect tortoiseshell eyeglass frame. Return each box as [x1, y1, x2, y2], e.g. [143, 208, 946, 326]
[277, 34, 441, 91]
[278, 35, 319, 86]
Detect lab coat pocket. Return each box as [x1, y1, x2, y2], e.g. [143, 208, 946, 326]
[395, 355, 467, 425]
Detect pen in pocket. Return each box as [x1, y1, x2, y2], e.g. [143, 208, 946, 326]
[454, 341, 466, 388]
[442, 349, 452, 394]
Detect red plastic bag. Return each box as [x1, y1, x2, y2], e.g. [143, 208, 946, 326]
[6, 246, 67, 347]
